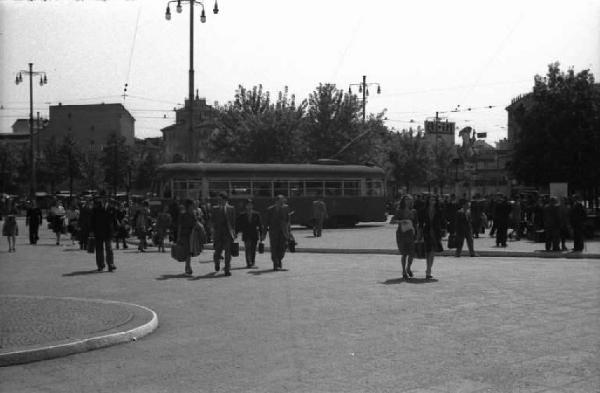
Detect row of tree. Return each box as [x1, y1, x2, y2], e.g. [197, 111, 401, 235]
[1, 63, 598, 198]
[0, 134, 160, 196]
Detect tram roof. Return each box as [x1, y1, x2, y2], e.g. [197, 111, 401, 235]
[157, 162, 384, 177]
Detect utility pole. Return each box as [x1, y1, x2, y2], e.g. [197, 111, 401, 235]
[348, 75, 381, 123]
[15, 63, 47, 200]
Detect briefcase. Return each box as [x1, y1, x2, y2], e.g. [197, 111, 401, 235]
[231, 242, 239, 257]
[447, 234, 457, 249]
[86, 235, 96, 254]
[288, 239, 296, 253]
[258, 242, 264, 254]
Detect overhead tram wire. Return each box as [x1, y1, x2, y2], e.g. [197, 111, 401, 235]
[122, 4, 142, 103]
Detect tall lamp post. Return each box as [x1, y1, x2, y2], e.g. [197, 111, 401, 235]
[348, 75, 381, 123]
[165, 0, 219, 162]
[15, 63, 48, 199]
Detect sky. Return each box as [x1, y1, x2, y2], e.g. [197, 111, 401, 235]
[1, 0, 599, 144]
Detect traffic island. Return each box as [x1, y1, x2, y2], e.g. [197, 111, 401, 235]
[0, 295, 158, 366]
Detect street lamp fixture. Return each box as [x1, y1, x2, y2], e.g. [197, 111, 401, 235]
[348, 75, 382, 122]
[164, 0, 220, 162]
[14, 63, 48, 199]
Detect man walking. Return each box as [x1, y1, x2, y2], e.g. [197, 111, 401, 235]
[211, 192, 236, 276]
[569, 194, 587, 252]
[263, 195, 291, 271]
[455, 199, 478, 257]
[25, 200, 43, 245]
[311, 194, 328, 237]
[90, 195, 116, 272]
[543, 196, 561, 251]
[494, 195, 511, 247]
[236, 198, 262, 268]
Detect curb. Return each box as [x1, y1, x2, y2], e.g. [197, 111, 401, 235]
[0, 296, 158, 367]
[127, 240, 600, 259]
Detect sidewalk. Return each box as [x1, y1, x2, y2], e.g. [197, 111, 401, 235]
[0, 295, 158, 366]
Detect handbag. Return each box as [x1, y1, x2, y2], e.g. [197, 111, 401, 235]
[288, 238, 296, 253]
[87, 235, 96, 254]
[447, 233, 457, 249]
[414, 240, 426, 259]
[258, 242, 264, 254]
[231, 241, 239, 257]
[170, 243, 187, 262]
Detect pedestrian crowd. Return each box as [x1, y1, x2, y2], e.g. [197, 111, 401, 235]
[389, 192, 589, 280]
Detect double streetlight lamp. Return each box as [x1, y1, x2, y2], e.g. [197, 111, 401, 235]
[15, 63, 48, 199]
[165, 0, 219, 162]
[348, 75, 381, 123]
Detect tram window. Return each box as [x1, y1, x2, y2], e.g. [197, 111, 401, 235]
[231, 181, 251, 196]
[253, 181, 272, 197]
[343, 180, 361, 196]
[305, 181, 323, 197]
[366, 180, 383, 196]
[289, 181, 304, 197]
[208, 181, 229, 197]
[325, 181, 342, 196]
[274, 181, 288, 197]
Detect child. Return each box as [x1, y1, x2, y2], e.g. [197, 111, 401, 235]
[2, 213, 18, 252]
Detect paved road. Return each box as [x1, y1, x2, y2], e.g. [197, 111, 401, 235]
[1, 225, 599, 392]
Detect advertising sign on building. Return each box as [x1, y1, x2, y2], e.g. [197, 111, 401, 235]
[424, 120, 455, 135]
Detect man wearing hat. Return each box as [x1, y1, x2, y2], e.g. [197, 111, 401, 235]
[235, 198, 263, 268]
[263, 194, 291, 271]
[90, 193, 117, 272]
[211, 192, 236, 276]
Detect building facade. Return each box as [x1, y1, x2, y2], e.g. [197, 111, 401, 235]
[161, 96, 215, 163]
[42, 103, 135, 150]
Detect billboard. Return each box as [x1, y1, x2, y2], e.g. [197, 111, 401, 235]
[425, 120, 455, 135]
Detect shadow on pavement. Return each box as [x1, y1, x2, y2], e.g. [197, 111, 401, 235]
[63, 269, 102, 277]
[190, 272, 227, 280]
[381, 277, 438, 285]
[248, 268, 288, 275]
[155, 273, 191, 280]
[231, 266, 257, 271]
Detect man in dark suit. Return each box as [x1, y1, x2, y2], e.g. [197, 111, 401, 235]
[211, 192, 236, 276]
[263, 194, 290, 271]
[569, 194, 587, 252]
[26, 200, 43, 245]
[494, 195, 511, 247]
[454, 199, 478, 257]
[236, 198, 262, 268]
[90, 195, 116, 272]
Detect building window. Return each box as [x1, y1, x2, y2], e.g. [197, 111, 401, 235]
[343, 180, 361, 196]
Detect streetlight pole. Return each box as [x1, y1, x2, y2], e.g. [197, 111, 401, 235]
[15, 63, 47, 199]
[348, 75, 381, 123]
[165, 0, 219, 163]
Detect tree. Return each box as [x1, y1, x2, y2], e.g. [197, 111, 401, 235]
[134, 151, 159, 191]
[387, 129, 431, 194]
[0, 142, 21, 193]
[511, 63, 600, 196]
[303, 83, 363, 161]
[428, 138, 456, 193]
[58, 135, 82, 198]
[81, 147, 103, 192]
[209, 85, 307, 163]
[101, 133, 131, 196]
[38, 136, 64, 193]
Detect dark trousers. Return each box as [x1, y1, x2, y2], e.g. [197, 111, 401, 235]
[79, 231, 89, 250]
[115, 237, 128, 249]
[29, 224, 39, 244]
[269, 231, 287, 268]
[573, 226, 584, 251]
[313, 218, 324, 237]
[495, 223, 508, 246]
[455, 232, 475, 256]
[213, 232, 232, 272]
[545, 229, 560, 251]
[95, 238, 114, 269]
[244, 240, 257, 266]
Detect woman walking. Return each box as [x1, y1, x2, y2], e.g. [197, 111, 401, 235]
[49, 200, 66, 245]
[418, 195, 443, 280]
[391, 195, 417, 279]
[156, 205, 172, 252]
[2, 203, 18, 252]
[65, 202, 80, 245]
[133, 201, 151, 252]
[176, 200, 201, 275]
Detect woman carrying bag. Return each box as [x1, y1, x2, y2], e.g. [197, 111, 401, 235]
[390, 195, 417, 279]
[172, 200, 202, 276]
[418, 195, 443, 280]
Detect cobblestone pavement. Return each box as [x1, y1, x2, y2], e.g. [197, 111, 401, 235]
[0, 221, 599, 392]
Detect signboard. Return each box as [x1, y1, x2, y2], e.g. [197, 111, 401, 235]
[424, 120, 455, 135]
[549, 182, 568, 198]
